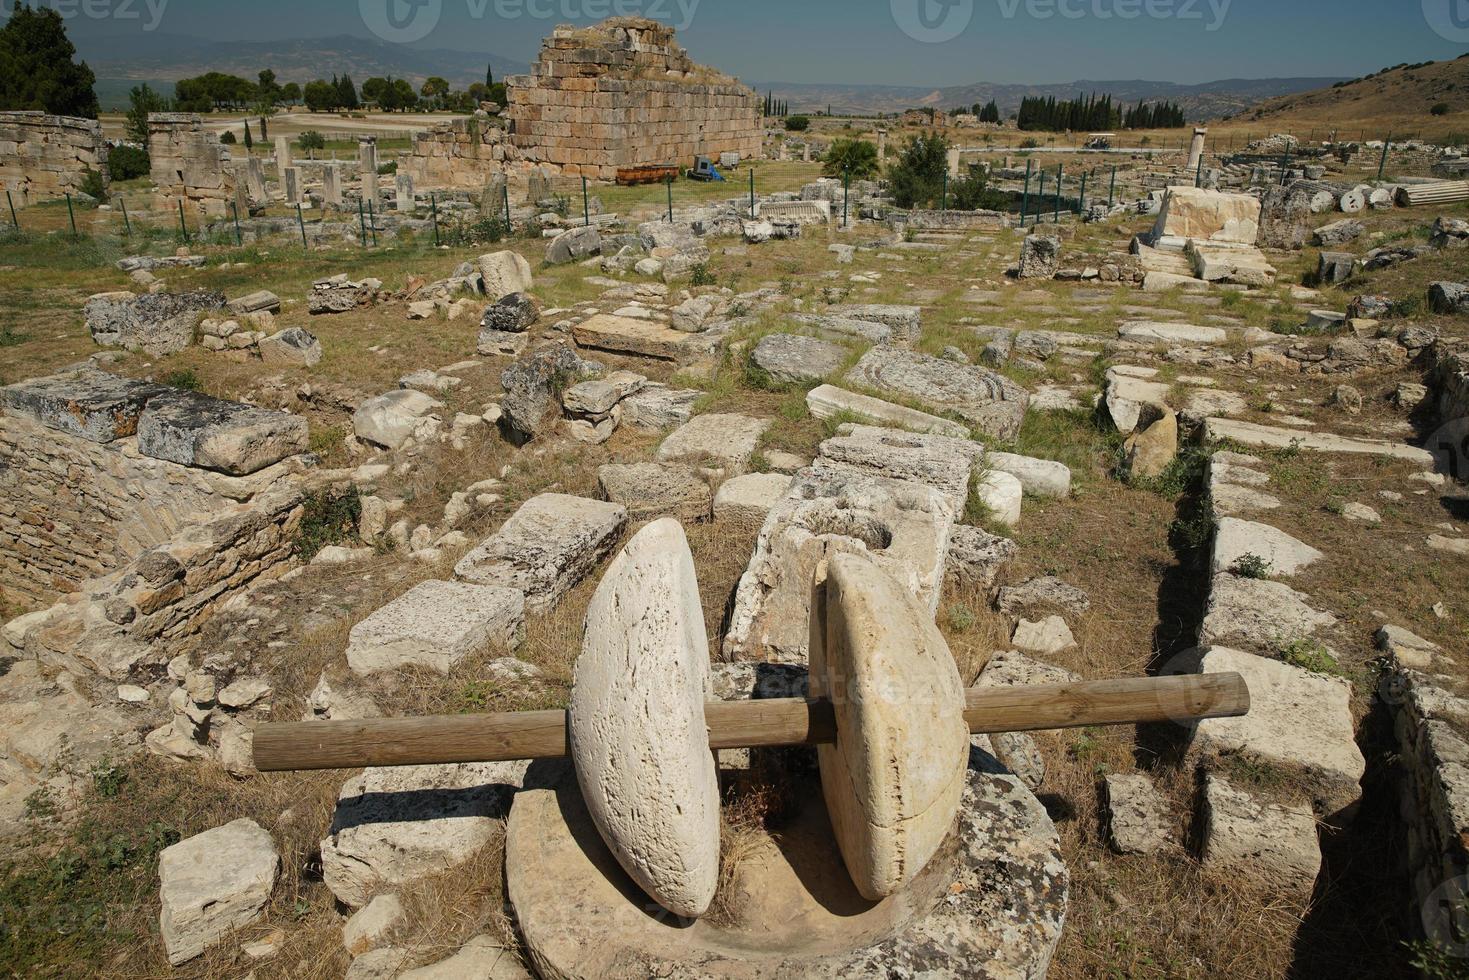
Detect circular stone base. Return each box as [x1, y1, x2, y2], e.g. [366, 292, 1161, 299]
[505, 745, 1068, 979]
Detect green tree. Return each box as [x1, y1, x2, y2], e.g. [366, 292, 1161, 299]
[887, 132, 948, 209]
[822, 138, 878, 179]
[281, 81, 302, 104]
[257, 68, 281, 104]
[0, 4, 99, 117]
[421, 76, 449, 108]
[391, 77, 417, 111]
[297, 130, 325, 158]
[784, 115, 810, 132]
[360, 77, 387, 105]
[242, 119, 253, 150]
[108, 143, 149, 180]
[337, 74, 359, 111]
[125, 82, 166, 144]
[303, 79, 336, 113]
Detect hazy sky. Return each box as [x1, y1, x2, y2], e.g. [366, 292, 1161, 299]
[44, 0, 1469, 86]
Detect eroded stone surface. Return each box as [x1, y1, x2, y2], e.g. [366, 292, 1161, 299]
[1201, 774, 1321, 895]
[597, 461, 711, 521]
[845, 347, 1028, 440]
[159, 818, 278, 965]
[751, 333, 847, 384]
[1198, 574, 1336, 653]
[655, 413, 770, 474]
[321, 762, 524, 907]
[346, 580, 525, 675]
[713, 472, 793, 523]
[806, 385, 970, 438]
[1104, 774, 1172, 855]
[1211, 518, 1323, 578]
[812, 552, 969, 900]
[454, 493, 627, 611]
[570, 519, 719, 918]
[136, 389, 309, 476]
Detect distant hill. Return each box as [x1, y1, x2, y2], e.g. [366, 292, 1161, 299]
[750, 76, 1350, 121]
[79, 32, 529, 108]
[1236, 54, 1469, 134]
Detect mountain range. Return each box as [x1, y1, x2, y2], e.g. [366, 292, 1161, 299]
[76, 30, 1343, 122]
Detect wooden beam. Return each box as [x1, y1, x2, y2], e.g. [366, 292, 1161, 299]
[252, 672, 1248, 773]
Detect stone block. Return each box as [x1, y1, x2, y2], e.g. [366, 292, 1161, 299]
[159, 818, 278, 965]
[136, 389, 309, 476]
[347, 580, 525, 676]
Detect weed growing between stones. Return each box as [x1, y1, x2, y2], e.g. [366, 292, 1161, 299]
[293, 487, 362, 561]
[1231, 553, 1274, 579]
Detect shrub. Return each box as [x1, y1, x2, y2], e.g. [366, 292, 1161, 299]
[784, 115, 810, 132]
[689, 262, 717, 287]
[821, 138, 878, 180]
[1431, 102, 1451, 116]
[294, 487, 362, 560]
[77, 167, 106, 203]
[219, 130, 236, 144]
[297, 130, 326, 153]
[887, 131, 948, 209]
[1230, 553, 1272, 579]
[107, 144, 149, 180]
[442, 215, 509, 247]
[162, 368, 202, 391]
[377, 160, 397, 175]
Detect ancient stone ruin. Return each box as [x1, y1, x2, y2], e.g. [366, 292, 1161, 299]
[0, 110, 109, 205]
[407, 18, 761, 187]
[148, 112, 237, 217]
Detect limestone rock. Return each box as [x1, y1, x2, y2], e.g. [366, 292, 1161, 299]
[806, 384, 970, 439]
[620, 383, 700, 431]
[399, 935, 530, 979]
[655, 413, 771, 474]
[571, 519, 719, 918]
[136, 389, 309, 476]
[845, 347, 1028, 441]
[546, 224, 602, 264]
[227, 289, 281, 316]
[996, 576, 1090, 620]
[597, 462, 712, 522]
[1012, 616, 1076, 656]
[571, 312, 717, 363]
[713, 473, 793, 523]
[1105, 774, 1171, 855]
[816, 424, 979, 515]
[975, 469, 1023, 527]
[499, 344, 595, 440]
[1198, 574, 1335, 654]
[346, 580, 525, 676]
[751, 333, 846, 384]
[454, 494, 627, 611]
[1176, 646, 1363, 817]
[258, 327, 322, 367]
[353, 389, 444, 451]
[1104, 371, 1171, 435]
[1153, 186, 1261, 244]
[811, 551, 969, 899]
[1018, 235, 1061, 279]
[1201, 774, 1320, 894]
[478, 250, 533, 301]
[1118, 321, 1227, 345]
[1430, 281, 1469, 315]
[479, 292, 540, 334]
[1123, 407, 1178, 479]
[1211, 518, 1323, 578]
[0, 368, 166, 443]
[343, 893, 405, 955]
[1313, 219, 1364, 247]
[159, 818, 279, 965]
[321, 761, 525, 907]
[945, 525, 1017, 592]
[85, 289, 225, 356]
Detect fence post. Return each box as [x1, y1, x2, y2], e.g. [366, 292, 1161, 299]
[1377, 133, 1391, 182]
[231, 201, 242, 246]
[666, 176, 673, 223]
[6, 190, 16, 229]
[1036, 170, 1047, 225]
[358, 198, 368, 247]
[749, 167, 755, 217]
[1078, 170, 1087, 214]
[177, 199, 189, 243]
[843, 169, 849, 228]
[1108, 165, 1116, 207]
[66, 193, 78, 239]
[1054, 165, 1063, 223]
[941, 170, 948, 211]
[368, 199, 378, 246]
[120, 197, 131, 235]
[431, 193, 440, 246]
[502, 184, 510, 233]
[582, 175, 590, 227]
[296, 203, 307, 251]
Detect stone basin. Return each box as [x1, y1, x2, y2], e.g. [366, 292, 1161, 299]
[505, 744, 1067, 978]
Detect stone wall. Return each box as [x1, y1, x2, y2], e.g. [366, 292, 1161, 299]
[0, 111, 109, 206]
[505, 19, 762, 180]
[1387, 641, 1469, 951]
[406, 117, 506, 190]
[0, 369, 310, 605]
[148, 112, 236, 217]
